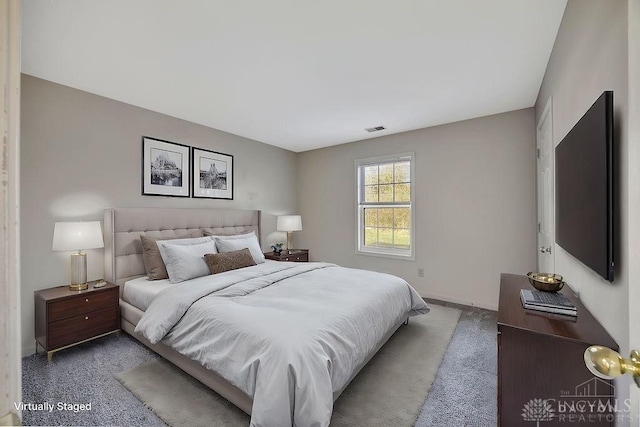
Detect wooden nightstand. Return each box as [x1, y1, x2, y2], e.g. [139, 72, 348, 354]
[35, 281, 120, 360]
[264, 249, 309, 262]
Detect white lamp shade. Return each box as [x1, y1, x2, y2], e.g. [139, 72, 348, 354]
[277, 215, 302, 232]
[52, 221, 104, 251]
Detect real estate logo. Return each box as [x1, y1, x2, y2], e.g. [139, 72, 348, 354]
[521, 377, 632, 424]
[522, 398, 555, 426]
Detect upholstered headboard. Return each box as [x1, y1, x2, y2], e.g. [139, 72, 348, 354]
[103, 208, 261, 291]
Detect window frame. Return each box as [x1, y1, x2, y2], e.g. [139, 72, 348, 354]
[355, 152, 415, 260]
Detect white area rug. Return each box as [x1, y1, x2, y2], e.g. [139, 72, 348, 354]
[116, 304, 461, 426]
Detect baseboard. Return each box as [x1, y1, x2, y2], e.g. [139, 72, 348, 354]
[22, 343, 36, 358]
[423, 292, 498, 312]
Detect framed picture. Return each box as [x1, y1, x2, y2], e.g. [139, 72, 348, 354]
[192, 147, 234, 199]
[142, 136, 190, 197]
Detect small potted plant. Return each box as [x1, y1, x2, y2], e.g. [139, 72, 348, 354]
[271, 243, 284, 255]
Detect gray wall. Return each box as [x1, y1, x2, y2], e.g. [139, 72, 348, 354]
[20, 75, 298, 355]
[297, 108, 537, 310]
[535, 0, 629, 353]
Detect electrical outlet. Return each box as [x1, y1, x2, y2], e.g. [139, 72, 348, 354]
[418, 268, 424, 277]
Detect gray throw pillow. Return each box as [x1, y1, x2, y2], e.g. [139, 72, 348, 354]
[204, 248, 256, 274]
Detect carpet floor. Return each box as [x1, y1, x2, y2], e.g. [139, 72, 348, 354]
[115, 304, 461, 427]
[21, 302, 497, 426]
[416, 302, 498, 426]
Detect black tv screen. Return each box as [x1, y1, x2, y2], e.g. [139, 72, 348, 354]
[555, 91, 614, 282]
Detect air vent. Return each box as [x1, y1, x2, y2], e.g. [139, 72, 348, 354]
[365, 126, 386, 133]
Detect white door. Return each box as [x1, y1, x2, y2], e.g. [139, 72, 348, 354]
[537, 98, 554, 273]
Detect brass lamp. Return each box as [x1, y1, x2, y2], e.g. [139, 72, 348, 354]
[52, 221, 104, 291]
[277, 215, 302, 252]
[584, 345, 640, 388]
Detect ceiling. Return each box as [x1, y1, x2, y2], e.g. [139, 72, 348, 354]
[21, 1, 567, 153]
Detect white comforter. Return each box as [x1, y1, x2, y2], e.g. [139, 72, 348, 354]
[135, 262, 429, 427]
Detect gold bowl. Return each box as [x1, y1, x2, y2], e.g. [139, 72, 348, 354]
[527, 272, 565, 292]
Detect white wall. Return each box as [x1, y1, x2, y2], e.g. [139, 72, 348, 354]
[535, 0, 630, 355]
[297, 109, 537, 310]
[20, 75, 298, 355]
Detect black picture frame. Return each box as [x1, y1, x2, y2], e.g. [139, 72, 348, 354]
[192, 147, 234, 200]
[142, 136, 190, 197]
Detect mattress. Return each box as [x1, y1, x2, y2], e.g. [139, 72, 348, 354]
[122, 276, 175, 311]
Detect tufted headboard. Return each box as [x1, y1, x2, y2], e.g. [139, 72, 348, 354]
[103, 208, 261, 293]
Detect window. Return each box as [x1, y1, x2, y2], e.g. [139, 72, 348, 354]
[356, 153, 414, 259]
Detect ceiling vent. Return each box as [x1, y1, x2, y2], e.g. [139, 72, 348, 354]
[365, 126, 386, 133]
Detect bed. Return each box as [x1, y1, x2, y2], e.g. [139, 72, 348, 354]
[104, 207, 429, 426]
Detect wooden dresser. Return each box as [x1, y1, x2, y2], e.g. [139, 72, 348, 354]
[35, 281, 120, 360]
[498, 273, 618, 426]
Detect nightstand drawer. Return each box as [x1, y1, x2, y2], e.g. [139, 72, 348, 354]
[48, 288, 118, 321]
[48, 307, 119, 349]
[281, 253, 308, 262]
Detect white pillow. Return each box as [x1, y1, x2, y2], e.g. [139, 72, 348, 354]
[156, 236, 214, 264]
[215, 234, 265, 264]
[158, 239, 219, 283]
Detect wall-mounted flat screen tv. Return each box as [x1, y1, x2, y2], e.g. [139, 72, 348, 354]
[555, 91, 614, 282]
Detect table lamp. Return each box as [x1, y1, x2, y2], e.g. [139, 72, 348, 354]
[277, 215, 302, 251]
[52, 221, 104, 290]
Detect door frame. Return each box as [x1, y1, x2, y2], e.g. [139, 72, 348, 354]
[0, 0, 22, 424]
[536, 96, 554, 272]
[627, 0, 640, 422]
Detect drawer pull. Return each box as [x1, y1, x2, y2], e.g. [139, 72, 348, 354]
[85, 298, 89, 303]
[85, 316, 89, 320]
[296, 257, 300, 260]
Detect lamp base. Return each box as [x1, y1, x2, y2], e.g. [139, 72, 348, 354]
[286, 231, 294, 251]
[69, 283, 88, 291]
[70, 252, 88, 291]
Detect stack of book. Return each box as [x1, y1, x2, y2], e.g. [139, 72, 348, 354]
[520, 289, 577, 317]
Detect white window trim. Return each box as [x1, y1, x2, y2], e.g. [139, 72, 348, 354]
[355, 152, 415, 261]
